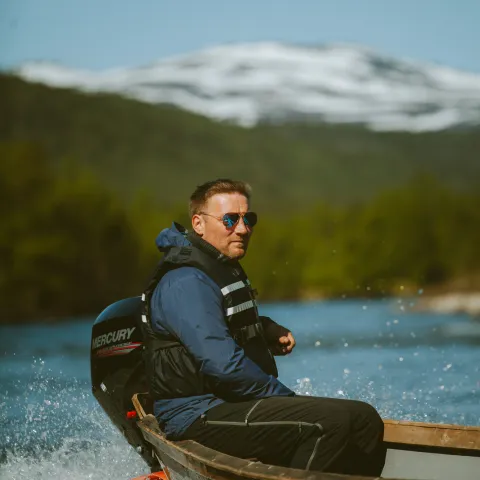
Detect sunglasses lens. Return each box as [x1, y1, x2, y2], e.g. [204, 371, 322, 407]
[244, 212, 257, 227]
[222, 212, 258, 228]
[223, 214, 239, 228]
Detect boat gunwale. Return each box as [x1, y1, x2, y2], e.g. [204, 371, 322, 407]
[383, 419, 480, 451]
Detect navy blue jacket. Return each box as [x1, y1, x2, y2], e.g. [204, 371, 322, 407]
[151, 224, 294, 439]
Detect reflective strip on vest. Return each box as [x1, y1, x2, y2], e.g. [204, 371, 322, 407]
[226, 299, 257, 316]
[221, 280, 245, 296]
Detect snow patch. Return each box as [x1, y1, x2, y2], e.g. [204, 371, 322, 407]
[14, 42, 480, 131]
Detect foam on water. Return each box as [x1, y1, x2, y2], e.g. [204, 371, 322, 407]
[1, 435, 146, 480]
[0, 360, 146, 480]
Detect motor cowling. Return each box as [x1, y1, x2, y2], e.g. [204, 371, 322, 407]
[90, 297, 158, 469]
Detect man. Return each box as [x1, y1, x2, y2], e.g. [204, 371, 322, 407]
[141, 179, 386, 475]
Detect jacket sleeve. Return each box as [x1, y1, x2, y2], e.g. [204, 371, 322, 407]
[151, 267, 294, 400]
[260, 315, 285, 333]
[260, 315, 292, 337]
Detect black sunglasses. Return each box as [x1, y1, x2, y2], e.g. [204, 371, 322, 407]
[200, 211, 258, 228]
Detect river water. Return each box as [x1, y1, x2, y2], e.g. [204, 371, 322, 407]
[1, 299, 479, 479]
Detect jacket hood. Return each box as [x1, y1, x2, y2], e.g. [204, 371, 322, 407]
[155, 222, 191, 252]
[155, 222, 232, 263]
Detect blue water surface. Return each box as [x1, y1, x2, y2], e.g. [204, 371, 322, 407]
[1, 299, 479, 479]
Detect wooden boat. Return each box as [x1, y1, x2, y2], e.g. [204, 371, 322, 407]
[130, 394, 480, 480]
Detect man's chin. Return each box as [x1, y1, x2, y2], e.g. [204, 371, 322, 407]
[229, 246, 247, 259]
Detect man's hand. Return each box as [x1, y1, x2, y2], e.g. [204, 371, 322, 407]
[263, 320, 296, 356]
[274, 330, 296, 356]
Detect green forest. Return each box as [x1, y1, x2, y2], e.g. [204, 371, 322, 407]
[1, 74, 479, 322]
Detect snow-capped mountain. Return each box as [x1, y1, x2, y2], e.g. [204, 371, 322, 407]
[15, 42, 480, 131]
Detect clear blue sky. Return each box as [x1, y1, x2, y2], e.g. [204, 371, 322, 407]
[1, 0, 479, 72]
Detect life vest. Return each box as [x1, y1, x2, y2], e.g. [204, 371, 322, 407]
[139, 227, 278, 401]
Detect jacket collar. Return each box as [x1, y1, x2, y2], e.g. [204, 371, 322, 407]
[187, 230, 232, 263]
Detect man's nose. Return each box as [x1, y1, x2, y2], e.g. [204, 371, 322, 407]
[235, 216, 249, 234]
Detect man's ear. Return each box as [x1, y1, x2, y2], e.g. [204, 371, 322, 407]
[192, 214, 204, 236]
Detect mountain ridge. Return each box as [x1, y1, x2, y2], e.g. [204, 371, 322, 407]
[13, 42, 480, 132]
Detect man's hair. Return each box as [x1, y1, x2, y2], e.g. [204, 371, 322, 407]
[189, 179, 252, 217]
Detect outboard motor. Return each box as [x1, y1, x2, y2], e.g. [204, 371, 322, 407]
[90, 297, 158, 469]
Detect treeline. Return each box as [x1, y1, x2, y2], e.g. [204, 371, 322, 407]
[1, 140, 479, 322]
[1, 142, 142, 322]
[242, 177, 480, 299]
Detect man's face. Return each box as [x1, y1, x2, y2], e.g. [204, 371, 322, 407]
[192, 192, 253, 259]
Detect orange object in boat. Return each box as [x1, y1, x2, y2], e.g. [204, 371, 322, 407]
[130, 470, 167, 480]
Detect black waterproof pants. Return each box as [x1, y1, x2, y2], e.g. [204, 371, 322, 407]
[183, 396, 386, 476]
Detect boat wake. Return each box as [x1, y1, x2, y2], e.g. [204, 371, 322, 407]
[1, 435, 146, 480]
[0, 362, 146, 480]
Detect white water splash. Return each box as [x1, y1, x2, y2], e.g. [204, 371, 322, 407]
[1, 436, 146, 480]
[0, 359, 148, 480]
